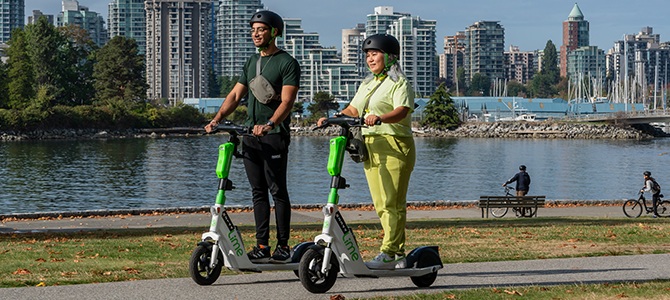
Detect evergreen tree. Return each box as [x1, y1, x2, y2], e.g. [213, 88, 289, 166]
[6, 28, 35, 109]
[58, 23, 98, 106]
[541, 40, 559, 84]
[530, 73, 553, 98]
[420, 83, 460, 128]
[207, 66, 220, 97]
[307, 91, 338, 120]
[0, 60, 8, 108]
[218, 75, 239, 97]
[93, 36, 147, 104]
[456, 67, 466, 95]
[468, 73, 490, 96]
[25, 16, 62, 92]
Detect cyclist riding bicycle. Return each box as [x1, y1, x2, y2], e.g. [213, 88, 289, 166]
[502, 165, 531, 196]
[641, 171, 661, 217]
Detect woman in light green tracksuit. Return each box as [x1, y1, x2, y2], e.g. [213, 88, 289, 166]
[318, 34, 415, 270]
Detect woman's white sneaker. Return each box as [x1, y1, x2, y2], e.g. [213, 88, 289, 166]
[365, 252, 396, 270]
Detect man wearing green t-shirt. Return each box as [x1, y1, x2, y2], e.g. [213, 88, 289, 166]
[205, 10, 300, 264]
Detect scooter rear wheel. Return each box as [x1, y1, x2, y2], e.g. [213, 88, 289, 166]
[410, 249, 440, 287]
[299, 248, 339, 293]
[189, 244, 222, 285]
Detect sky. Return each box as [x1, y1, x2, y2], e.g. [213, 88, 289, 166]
[26, 0, 670, 54]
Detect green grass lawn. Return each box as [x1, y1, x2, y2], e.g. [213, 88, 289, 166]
[1, 216, 669, 294]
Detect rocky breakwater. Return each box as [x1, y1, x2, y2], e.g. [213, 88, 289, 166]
[419, 122, 656, 139]
[0, 128, 144, 141]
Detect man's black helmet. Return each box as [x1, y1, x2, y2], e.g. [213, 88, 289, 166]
[250, 10, 283, 37]
[519, 165, 526, 170]
[362, 34, 400, 56]
[644, 171, 651, 176]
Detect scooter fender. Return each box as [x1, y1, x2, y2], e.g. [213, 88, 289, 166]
[406, 246, 442, 268]
[291, 241, 315, 262]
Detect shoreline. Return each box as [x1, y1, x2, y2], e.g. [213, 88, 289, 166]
[2, 121, 666, 141]
[0, 199, 625, 221]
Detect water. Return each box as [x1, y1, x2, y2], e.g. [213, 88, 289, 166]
[1, 135, 669, 214]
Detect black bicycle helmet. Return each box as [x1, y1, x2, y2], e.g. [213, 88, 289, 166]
[362, 34, 400, 56]
[250, 10, 284, 37]
[519, 165, 526, 171]
[644, 171, 651, 176]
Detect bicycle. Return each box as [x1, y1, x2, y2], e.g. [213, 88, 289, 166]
[490, 186, 536, 218]
[623, 191, 670, 218]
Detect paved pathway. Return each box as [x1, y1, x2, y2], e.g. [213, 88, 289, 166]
[2, 204, 667, 299]
[1, 254, 667, 299]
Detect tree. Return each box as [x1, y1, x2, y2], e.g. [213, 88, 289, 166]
[541, 40, 559, 85]
[58, 23, 98, 106]
[207, 66, 220, 98]
[420, 83, 460, 128]
[93, 36, 147, 105]
[25, 16, 62, 92]
[468, 73, 489, 96]
[218, 75, 239, 97]
[456, 67, 466, 95]
[530, 73, 553, 98]
[506, 80, 527, 97]
[307, 91, 338, 120]
[5, 28, 35, 109]
[0, 60, 8, 108]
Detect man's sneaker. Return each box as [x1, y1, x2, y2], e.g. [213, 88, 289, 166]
[247, 245, 271, 263]
[394, 253, 407, 269]
[365, 252, 396, 270]
[270, 245, 292, 263]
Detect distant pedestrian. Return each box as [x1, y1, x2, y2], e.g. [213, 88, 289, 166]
[503, 165, 531, 196]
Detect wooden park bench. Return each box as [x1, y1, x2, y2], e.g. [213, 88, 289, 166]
[477, 195, 546, 218]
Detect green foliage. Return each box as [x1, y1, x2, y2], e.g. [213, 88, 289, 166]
[0, 59, 8, 108]
[468, 73, 490, 96]
[530, 73, 554, 98]
[420, 83, 460, 128]
[541, 40, 559, 85]
[506, 81, 528, 97]
[207, 66, 220, 98]
[226, 106, 248, 124]
[218, 76, 239, 97]
[456, 67, 466, 95]
[57, 24, 98, 106]
[5, 28, 35, 109]
[306, 91, 338, 121]
[25, 16, 62, 93]
[93, 36, 147, 105]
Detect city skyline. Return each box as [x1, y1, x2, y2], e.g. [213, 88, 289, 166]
[24, 0, 670, 53]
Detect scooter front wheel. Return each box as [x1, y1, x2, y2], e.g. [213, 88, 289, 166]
[299, 248, 339, 293]
[189, 244, 223, 285]
[410, 249, 440, 287]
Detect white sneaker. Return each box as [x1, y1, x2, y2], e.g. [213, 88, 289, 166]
[365, 253, 396, 270]
[394, 253, 407, 269]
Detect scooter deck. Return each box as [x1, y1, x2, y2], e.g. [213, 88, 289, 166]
[344, 265, 443, 278]
[235, 262, 300, 272]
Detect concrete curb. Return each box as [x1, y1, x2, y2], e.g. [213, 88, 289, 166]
[0, 199, 628, 221]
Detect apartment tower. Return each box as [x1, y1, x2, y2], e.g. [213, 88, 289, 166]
[560, 3, 589, 77]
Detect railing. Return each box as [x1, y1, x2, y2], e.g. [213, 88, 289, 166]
[563, 108, 670, 122]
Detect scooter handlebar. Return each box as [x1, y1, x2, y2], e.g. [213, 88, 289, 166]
[213, 121, 251, 135]
[315, 116, 382, 130]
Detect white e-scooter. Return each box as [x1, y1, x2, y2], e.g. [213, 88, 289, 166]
[189, 121, 313, 285]
[298, 116, 442, 293]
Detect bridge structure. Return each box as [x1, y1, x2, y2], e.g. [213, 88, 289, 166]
[563, 109, 670, 124]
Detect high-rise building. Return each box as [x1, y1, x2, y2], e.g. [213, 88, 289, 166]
[218, 0, 264, 77]
[504, 45, 534, 84]
[276, 18, 361, 102]
[28, 10, 54, 25]
[145, 0, 214, 103]
[108, 0, 147, 54]
[365, 6, 409, 37]
[607, 27, 670, 95]
[0, 0, 24, 43]
[388, 16, 437, 97]
[464, 20, 505, 84]
[566, 46, 605, 81]
[439, 31, 465, 86]
[57, 1, 108, 47]
[560, 3, 589, 77]
[341, 23, 365, 76]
